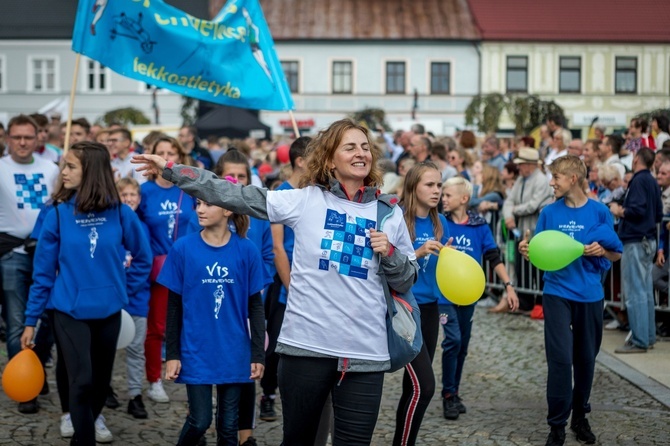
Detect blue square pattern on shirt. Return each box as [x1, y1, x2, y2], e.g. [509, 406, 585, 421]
[14, 173, 48, 210]
[319, 209, 376, 280]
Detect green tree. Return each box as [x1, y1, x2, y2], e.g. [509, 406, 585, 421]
[349, 108, 391, 131]
[464, 93, 506, 134]
[180, 96, 198, 126]
[465, 94, 566, 135]
[101, 107, 150, 126]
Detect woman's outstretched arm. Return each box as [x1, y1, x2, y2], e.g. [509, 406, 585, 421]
[133, 154, 269, 220]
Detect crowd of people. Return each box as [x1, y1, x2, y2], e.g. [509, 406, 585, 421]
[0, 110, 667, 446]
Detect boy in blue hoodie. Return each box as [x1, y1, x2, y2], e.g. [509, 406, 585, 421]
[519, 155, 622, 446]
[439, 177, 519, 420]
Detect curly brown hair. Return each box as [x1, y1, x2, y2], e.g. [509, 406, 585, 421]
[299, 119, 383, 188]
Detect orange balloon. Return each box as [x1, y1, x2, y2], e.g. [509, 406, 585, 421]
[2, 349, 44, 402]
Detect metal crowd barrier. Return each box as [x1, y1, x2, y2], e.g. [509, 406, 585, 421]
[480, 211, 670, 313]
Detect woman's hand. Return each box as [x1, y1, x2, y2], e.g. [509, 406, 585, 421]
[506, 288, 520, 312]
[20, 327, 35, 350]
[656, 249, 666, 267]
[369, 229, 392, 257]
[250, 363, 265, 380]
[415, 240, 444, 258]
[131, 154, 168, 177]
[165, 359, 181, 381]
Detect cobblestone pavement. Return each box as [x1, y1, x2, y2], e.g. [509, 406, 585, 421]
[1, 308, 669, 445]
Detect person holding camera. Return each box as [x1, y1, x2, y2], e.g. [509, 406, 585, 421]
[0, 114, 59, 414]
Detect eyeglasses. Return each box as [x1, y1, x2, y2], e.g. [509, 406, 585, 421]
[9, 135, 36, 142]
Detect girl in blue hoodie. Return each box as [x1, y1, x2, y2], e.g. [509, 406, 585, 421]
[21, 142, 151, 446]
[393, 162, 449, 446]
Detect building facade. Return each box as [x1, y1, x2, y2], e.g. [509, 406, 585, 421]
[266, 40, 480, 136]
[469, 0, 670, 135]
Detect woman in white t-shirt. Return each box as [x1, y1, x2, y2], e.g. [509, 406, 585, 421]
[132, 119, 418, 446]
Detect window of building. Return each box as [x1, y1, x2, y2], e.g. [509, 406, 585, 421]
[615, 57, 637, 94]
[281, 60, 299, 93]
[386, 61, 406, 94]
[85, 60, 109, 92]
[0, 55, 5, 92]
[559, 56, 581, 93]
[430, 62, 451, 94]
[332, 61, 352, 94]
[506, 56, 528, 93]
[29, 57, 58, 92]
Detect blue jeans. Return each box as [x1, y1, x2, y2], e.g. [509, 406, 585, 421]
[178, 383, 243, 446]
[622, 240, 656, 348]
[1, 251, 33, 359]
[439, 303, 476, 397]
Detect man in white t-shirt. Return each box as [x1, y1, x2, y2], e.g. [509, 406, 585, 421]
[600, 135, 627, 179]
[0, 115, 59, 414]
[109, 128, 145, 184]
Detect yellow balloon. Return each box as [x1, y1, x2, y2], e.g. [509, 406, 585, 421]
[436, 248, 486, 306]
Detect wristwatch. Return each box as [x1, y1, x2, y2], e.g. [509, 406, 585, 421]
[504, 281, 514, 289]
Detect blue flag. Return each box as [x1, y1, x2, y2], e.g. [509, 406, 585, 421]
[72, 0, 294, 111]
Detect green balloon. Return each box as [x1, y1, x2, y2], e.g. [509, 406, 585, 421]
[528, 230, 584, 271]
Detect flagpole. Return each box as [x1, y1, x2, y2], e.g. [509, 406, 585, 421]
[289, 110, 301, 138]
[63, 53, 81, 155]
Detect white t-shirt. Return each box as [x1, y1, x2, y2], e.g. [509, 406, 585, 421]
[111, 154, 146, 185]
[0, 155, 60, 241]
[266, 186, 415, 361]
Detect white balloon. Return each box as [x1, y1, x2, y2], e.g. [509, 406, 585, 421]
[117, 310, 136, 350]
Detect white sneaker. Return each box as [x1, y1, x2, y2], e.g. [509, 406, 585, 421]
[148, 379, 170, 403]
[95, 415, 113, 443]
[477, 297, 498, 308]
[605, 319, 620, 330]
[60, 413, 74, 438]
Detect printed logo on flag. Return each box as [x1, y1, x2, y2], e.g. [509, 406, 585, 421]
[72, 0, 294, 111]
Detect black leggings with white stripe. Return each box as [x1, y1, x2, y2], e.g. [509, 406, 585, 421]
[393, 301, 439, 446]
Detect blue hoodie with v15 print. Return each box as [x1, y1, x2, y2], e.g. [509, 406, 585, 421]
[25, 199, 152, 326]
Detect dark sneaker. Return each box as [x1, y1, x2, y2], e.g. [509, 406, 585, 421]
[545, 427, 566, 446]
[105, 388, 120, 409]
[260, 396, 278, 421]
[570, 418, 596, 444]
[442, 395, 460, 420]
[128, 395, 148, 419]
[40, 377, 50, 396]
[197, 435, 207, 446]
[454, 394, 467, 414]
[614, 341, 647, 354]
[18, 398, 40, 414]
[240, 437, 258, 446]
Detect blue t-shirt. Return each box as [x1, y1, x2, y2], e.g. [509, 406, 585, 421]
[411, 214, 449, 305]
[137, 181, 197, 256]
[441, 214, 497, 305]
[536, 198, 623, 302]
[186, 212, 274, 289]
[158, 232, 265, 385]
[275, 181, 296, 304]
